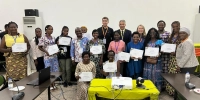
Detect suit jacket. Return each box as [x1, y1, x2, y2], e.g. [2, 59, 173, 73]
[116, 29, 132, 45]
[176, 38, 199, 68]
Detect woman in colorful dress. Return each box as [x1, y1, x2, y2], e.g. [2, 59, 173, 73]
[157, 20, 171, 73]
[0, 22, 30, 80]
[86, 29, 105, 78]
[166, 21, 181, 96]
[126, 32, 143, 79]
[75, 51, 96, 100]
[38, 25, 59, 89]
[143, 28, 164, 91]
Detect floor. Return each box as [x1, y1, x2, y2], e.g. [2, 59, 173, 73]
[0, 70, 173, 100]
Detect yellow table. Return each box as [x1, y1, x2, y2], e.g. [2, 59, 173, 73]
[88, 79, 159, 100]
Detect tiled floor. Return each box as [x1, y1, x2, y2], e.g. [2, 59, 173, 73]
[34, 84, 173, 100]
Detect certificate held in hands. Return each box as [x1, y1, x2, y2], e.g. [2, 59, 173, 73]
[79, 72, 93, 82]
[12, 43, 27, 52]
[118, 52, 131, 62]
[130, 48, 144, 59]
[59, 37, 71, 46]
[90, 45, 102, 54]
[161, 43, 176, 53]
[103, 62, 117, 72]
[145, 47, 159, 57]
[47, 44, 59, 55]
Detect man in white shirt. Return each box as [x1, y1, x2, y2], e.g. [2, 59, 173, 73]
[81, 26, 92, 40]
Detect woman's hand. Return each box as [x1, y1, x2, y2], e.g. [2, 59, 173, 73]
[7, 48, 12, 52]
[34, 60, 38, 66]
[138, 57, 142, 60]
[45, 52, 50, 56]
[75, 76, 81, 80]
[176, 66, 181, 72]
[131, 57, 136, 60]
[171, 52, 175, 55]
[99, 60, 103, 66]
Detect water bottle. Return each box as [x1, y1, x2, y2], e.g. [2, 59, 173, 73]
[8, 78, 13, 90]
[185, 72, 190, 83]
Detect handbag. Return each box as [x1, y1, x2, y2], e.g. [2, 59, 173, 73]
[146, 57, 158, 64]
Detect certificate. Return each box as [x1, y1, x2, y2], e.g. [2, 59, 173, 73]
[118, 52, 131, 62]
[79, 72, 93, 82]
[47, 44, 59, 55]
[103, 62, 117, 72]
[161, 43, 176, 53]
[130, 48, 144, 58]
[144, 47, 159, 57]
[12, 43, 27, 52]
[90, 45, 102, 54]
[59, 37, 71, 46]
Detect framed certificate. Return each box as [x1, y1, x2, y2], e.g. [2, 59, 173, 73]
[12, 43, 27, 52]
[47, 44, 59, 55]
[90, 45, 102, 54]
[161, 43, 176, 53]
[103, 62, 117, 72]
[144, 47, 159, 57]
[59, 37, 71, 46]
[130, 48, 144, 58]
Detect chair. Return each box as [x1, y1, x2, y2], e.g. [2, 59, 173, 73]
[0, 75, 7, 91]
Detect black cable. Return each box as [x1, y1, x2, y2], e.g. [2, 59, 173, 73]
[114, 87, 123, 99]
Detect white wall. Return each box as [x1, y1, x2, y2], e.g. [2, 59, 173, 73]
[0, 0, 200, 40]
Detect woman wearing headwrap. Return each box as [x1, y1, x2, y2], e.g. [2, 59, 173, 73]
[176, 27, 199, 74]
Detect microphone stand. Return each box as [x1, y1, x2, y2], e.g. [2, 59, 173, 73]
[2, 65, 25, 100]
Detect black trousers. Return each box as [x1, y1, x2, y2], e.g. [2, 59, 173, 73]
[180, 66, 197, 74]
[36, 57, 45, 72]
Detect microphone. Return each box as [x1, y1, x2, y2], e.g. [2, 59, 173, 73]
[2, 65, 25, 100]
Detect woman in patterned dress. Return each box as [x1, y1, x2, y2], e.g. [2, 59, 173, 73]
[86, 29, 105, 78]
[75, 51, 96, 100]
[0, 22, 30, 80]
[143, 28, 164, 91]
[166, 21, 181, 96]
[157, 20, 171, 73]
[38, 25, 59, 89]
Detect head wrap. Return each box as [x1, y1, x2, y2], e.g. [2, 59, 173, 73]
[180, 27, 190, 36]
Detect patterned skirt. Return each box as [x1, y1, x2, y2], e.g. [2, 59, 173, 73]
[77, 82, 89, 100]
[90, 55, 103, 78]
[166, 55, 179, 96]
[44, 55, 59, 72]
[4, 52, 27, 80]
[143, 60, 163, 91]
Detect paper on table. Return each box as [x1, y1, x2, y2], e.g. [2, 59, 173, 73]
[90, 45, 102, 54]
[59, 37, 71, 46]
[144, 47, 159, 57]
[118, 52, 131, 62]
[12, 43, 27, 52]
[47, 44, 59, 55]
[130, 48, 144, 58]
[79, 72, 93, 82]
[103, 62, 117, 72]
[161, 43, 176, 53]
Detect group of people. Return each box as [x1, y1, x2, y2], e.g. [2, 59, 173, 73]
[0, 16, 199, 100]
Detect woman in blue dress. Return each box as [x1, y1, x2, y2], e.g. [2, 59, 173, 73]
[126, 32, 143, 79]
[143, 28, 163, 91]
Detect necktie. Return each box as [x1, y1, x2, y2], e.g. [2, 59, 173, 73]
[121, 30, 124, 38]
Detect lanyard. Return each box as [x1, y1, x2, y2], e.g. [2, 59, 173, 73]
[115, 41, 120, 52]
[102, 27, 108, 38]
[12, 35, 17, 43]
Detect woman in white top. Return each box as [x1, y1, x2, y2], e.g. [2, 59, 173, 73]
[30, 28, 45, 71]
[101, 50, 121, 78]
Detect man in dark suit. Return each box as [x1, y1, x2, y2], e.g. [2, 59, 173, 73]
[116, 20, 132, 45]
[116, 20, 132, 77]
[97, 17, 114, 62]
